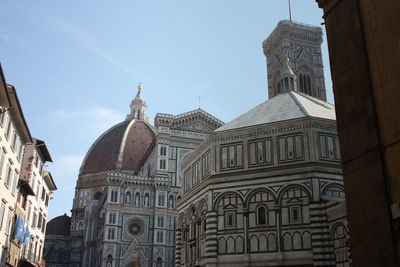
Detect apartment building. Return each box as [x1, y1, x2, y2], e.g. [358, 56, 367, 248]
[0, 67, 32, 266]
[0, 65, 57, 267]
[19, 140, 56, 267]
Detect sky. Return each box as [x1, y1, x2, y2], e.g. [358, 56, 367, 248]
[0, 0, 333, 220]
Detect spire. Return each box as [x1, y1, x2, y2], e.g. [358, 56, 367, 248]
[277, 57, 297, 93]
[126, 83, 149, 121]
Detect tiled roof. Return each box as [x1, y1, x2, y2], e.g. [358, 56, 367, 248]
[80, 120, 155, 175]
[215, 91, 335, 132]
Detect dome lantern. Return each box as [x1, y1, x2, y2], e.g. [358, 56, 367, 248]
[127, 83, 149, 122]
[277, 57, 298, 94]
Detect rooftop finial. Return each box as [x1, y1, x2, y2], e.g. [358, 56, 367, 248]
[137, 82, 142, 92]
[288, 0, 292, 23]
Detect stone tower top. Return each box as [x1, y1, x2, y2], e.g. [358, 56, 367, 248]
[263, 20, 327, 101]
[126, 83, 149, 121]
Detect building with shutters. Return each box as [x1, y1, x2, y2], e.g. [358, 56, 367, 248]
[0, 65, 57, 267]
[0, 65, 33, 266]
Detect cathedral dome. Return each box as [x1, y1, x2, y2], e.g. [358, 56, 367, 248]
[80, 119, 155, 175]
[46, 214, 71, 236]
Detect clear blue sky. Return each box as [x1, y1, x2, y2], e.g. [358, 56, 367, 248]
[0, 0, 332, 219]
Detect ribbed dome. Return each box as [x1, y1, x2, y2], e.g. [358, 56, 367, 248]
[46, 214, 71, 236]
[80, 120, 156, 175]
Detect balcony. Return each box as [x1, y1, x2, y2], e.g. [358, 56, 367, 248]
[19, 252, 45, 267]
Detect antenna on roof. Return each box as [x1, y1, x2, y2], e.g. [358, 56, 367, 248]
[288, 0, 293, 23]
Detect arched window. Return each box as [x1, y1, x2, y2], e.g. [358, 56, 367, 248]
[306, 75, 311, 95]
[137, 109, 141, 119]
[93, 192, 102, 200]
[106, 254, 112, 267]
[299, 74, 304, 92]
[135, 193, 140, 206]
[169, 195, 174, 208]
[156, 257, 162, 267]
[257, 206, 266, 225]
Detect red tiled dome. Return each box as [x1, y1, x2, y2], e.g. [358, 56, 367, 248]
[80, 120, 155, 175]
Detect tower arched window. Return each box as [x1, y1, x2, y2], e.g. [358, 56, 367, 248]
[298, 73, 312, 95]
[137, 109, 141, 119]
[299, 75, 304, 92]
[306, 75, 312, 95]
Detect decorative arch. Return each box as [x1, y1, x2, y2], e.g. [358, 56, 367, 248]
[218, 237, 226, 254]
[245, 188, 276, 207]
[236, 236, 244, 253]
[227, 236, 235, 254]
[213, 191, 244, 211]
[322, 183, 345, 199]
[330, 222, 350, 265]
[249, 234, 259, 252]
[277, 184, 311, 203]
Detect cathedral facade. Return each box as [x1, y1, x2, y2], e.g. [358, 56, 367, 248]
[67, 85, 223, 267]
[175, 21, 351, 267]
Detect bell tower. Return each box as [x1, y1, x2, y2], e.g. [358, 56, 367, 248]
[263, 20, 327, 101]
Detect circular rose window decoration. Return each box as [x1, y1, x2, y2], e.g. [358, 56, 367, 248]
[124, 217, 146, 239]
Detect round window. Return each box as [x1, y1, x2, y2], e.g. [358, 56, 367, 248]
[125, 217, 146, 239]
[129, 221, 142, 235]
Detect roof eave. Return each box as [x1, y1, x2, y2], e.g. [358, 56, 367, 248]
[0, 64, 11, 108]
[43, 170, 57, 190]
[6, 84, 32, 143]
[34, 138, 53, 162]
